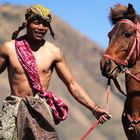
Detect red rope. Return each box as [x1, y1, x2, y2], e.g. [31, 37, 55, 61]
[80, 79, 111, 140]
[80, 120, 99, 140]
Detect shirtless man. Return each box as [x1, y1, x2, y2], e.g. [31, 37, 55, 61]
[0, 4, 111, 140]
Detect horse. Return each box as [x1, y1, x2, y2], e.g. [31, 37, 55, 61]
[100, 3, 140, 140]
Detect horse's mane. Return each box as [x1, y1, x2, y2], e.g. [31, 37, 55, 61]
[109, 3, 140, 25]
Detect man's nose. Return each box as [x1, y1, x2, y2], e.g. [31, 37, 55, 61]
[38, 24, 44, 29]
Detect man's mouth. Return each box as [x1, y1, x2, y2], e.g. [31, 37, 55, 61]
[34, 31, 46, 37]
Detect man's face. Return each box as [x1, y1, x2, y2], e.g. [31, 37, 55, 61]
[26, 18, 50, 41]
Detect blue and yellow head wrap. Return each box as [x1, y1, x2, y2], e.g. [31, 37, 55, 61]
[12, 4, 55, 39]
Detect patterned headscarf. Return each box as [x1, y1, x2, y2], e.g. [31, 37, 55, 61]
[12, 4, 55, 39]
[25, 4, 52, 22]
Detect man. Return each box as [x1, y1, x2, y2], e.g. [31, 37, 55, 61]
[0, 4, 111, 140]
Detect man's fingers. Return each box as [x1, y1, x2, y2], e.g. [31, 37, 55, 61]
[98, 115, 107, 124]
[99, 114, 112, 124]
[104, 113, 112, 119]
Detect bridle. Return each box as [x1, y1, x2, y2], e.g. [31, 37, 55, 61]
[103, 19, 140, 98]
[103, 19, 140, 93]
[104, 19, 140, 69]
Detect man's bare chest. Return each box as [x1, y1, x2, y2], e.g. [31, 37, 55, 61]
[9, 47, 54, 74]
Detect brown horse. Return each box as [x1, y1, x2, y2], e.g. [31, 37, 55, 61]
[100, 3, 140, 140]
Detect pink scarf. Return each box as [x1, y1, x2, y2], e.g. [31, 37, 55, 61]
[15, 38, 68, 124]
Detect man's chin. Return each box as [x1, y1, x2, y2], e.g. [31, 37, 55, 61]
[33, 36, 44, 41]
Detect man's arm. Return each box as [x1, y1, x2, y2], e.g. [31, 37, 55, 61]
[0, 42, 9, 74]
[54, 48, 111, 123]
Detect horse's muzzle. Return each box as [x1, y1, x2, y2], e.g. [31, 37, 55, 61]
[100, 59, 112, 78]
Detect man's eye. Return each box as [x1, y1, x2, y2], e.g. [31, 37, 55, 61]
[42, 22, 49, 27]
[33, 21, 40, 25]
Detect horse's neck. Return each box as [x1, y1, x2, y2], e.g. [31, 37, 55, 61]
[125, 59, 140, 94]
[125, 60, 140, 116]
[133, 58, 140, 72]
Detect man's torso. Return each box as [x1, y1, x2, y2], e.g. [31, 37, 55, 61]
[1, 40, 58, 97]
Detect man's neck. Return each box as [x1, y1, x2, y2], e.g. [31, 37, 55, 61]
[24, 35, 45, 51]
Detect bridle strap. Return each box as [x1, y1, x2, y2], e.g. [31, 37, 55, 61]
[125, 69, 140, 82]
[113, 79, 127, 96]
[126, 38, 137, 65]
[103, 54, 128, 66]
[119, 19, 137, 29]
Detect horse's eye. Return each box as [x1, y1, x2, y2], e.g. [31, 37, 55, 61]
[125, 32, 131, 38]
[122, 48, 128, 52]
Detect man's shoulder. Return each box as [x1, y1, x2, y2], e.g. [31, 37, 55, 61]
[0, 40, 15, 52]
[44, 41, 57, 48]
[44, 41, 61, 53]
[44, 41, 63, 60]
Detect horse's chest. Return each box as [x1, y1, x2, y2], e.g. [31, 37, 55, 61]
[126, 65, 140, 94]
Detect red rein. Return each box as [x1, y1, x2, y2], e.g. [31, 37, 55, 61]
[80, 79, 111, 140]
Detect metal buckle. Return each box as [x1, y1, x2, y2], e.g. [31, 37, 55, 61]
[128, 120, 137, 131]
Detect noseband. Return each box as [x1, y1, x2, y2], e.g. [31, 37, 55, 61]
[104, 19, 140, 69]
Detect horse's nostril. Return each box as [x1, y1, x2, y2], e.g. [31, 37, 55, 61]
[105, 59, 111, 67]
[101, 59, 111, 77]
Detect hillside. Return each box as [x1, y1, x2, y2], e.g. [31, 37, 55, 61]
[0, 4, 127, 140]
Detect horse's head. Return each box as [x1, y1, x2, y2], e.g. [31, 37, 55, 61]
[100, 3, 140, 79]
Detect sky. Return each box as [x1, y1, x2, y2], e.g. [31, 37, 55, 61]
[0, 0, 140, 48]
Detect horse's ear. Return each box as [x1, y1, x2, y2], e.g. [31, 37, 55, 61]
[127, 3, 137, 23]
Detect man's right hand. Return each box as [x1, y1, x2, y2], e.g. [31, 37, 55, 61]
[92, 105, 112, 124]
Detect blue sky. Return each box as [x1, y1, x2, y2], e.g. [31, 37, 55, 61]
[0, 0, 140, 48]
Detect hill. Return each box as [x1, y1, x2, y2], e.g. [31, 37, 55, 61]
[0, 4, 127, 140]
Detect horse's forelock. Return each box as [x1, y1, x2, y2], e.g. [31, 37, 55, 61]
[109, 3, 128, 25]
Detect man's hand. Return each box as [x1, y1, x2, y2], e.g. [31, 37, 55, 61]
[92, 105, 112, 124]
